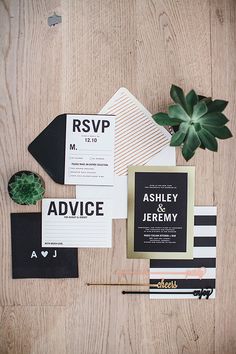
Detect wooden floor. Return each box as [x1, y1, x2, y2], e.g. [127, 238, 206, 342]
[0, 0, 235, 353]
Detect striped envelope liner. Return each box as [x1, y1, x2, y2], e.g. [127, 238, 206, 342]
[100, 87, 170, 176]
[149, 206, 217, 299]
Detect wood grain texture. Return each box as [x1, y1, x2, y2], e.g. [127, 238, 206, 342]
[0, 306, 66, 354]
[0, 0, 235, 353]
[210, 1, 236, 354]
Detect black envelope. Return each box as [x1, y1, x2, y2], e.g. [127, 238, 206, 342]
[11, 213, 78, 279]
[28, 113, 114, 185]
[28, 114, 66, 184]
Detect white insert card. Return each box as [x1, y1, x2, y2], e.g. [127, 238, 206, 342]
[42, 198, 112, 248]
[64, 114, 115, 185]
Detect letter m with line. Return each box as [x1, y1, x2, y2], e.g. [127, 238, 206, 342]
[70, 144, 76, 150]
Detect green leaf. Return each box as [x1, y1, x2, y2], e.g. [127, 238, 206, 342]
[198, 128, 218, 151]
[170, 122, 189, 146]
[199, 96, 212, 104]
[186, 89, 198, 115]
[182, 143, 195, 161]
[199, 143, 206, 150]
[192, 101, 208, 120]
[194, 122, 201, 132]
[185, 125, 201, 152]
[152, 112, 182, 126]
[207, 99, 228, 113]
[168, 104, 190, 122]
[200, 112, 229, 126]
[198, 95, 207, 101]
[170, 85, 188, 113]
[203, 125, 233, 139]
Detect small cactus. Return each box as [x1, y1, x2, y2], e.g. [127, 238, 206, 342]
[8, 171, 45, 205]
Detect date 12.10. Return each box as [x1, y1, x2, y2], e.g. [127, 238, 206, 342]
[85, 137, 97, 143]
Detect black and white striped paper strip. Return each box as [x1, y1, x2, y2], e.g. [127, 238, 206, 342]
[149, 207, 217, 299]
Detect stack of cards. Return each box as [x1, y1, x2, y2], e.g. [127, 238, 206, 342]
[149, 207, 217, 299]
[27, 88, 172, 252]
[11, 88, 172, 279]
[126, 165, 216, 299]
[11, 87, 217, 300]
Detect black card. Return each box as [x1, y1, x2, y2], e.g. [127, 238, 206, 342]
[134, 172, 188, 253]
[11, 213, 78, 278]
[127, 166, 195, 259]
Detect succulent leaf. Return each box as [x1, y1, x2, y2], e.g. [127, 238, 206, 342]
[185, 125, 201, 151]
[192, 101, 208, 120]
[152, 112, 182, 126]
[198, 128, 218, 152]
[202, 125, 232, 139]
[182, 143, 195, 161]
[200, 112, 228, 126]
[168, 104, 190, 122]
[207, 99, 228, 113]
[170, 122, 189, 146]
[170, 85, 189, 114]
[186, 89, 198, 115]
[198, 96, 212, 104]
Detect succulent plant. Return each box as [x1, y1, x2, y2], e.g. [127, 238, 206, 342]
[152, 85, 232, 161]
[8, 172, 45, 205]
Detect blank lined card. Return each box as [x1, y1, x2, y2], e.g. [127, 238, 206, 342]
[42, 199, 112, 248]
[100, 87, 170, 176]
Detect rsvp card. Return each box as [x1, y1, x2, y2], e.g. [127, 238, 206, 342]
[64, 114, 115, 185]
[28, 114, 115, 185]
[42, 198, 112, 248]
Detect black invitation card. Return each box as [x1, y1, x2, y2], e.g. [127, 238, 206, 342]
[11, 213, 79, 278]
[127, 166, 195, 259]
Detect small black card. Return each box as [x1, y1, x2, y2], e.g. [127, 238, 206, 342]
[11, 213, 78, 278]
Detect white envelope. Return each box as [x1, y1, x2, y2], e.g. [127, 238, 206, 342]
[76, 88, 176, 219]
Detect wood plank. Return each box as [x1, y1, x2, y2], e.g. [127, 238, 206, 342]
[0, 0, 79, 306]
[65, 290, 215, 354]
[210, 0, 236, 353]
[0, 306, 66, 354]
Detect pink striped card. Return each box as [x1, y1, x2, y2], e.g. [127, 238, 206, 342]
[99, 88, 171, 176]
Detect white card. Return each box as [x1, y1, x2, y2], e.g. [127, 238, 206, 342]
[64, 114, 115, 185]
[42, 198, 112, 248]
[76, 146, 176, 219]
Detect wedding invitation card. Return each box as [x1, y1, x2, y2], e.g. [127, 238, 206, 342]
[149, 206, 216, 299]
[28, 114, 115, 185]
[127, 166, 195, 259]
[42, 198, 112, 248]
